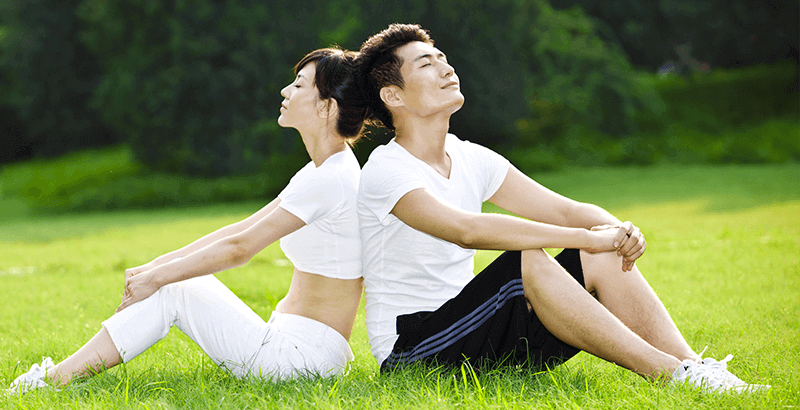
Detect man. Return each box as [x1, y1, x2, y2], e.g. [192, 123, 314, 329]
[355, 23, 766, 392]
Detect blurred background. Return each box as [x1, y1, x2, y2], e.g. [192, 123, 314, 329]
[1, 0, 797, 214]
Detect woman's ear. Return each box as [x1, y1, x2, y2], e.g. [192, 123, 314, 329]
[316, 98, 338, 119]
[379, 85, 404, 108]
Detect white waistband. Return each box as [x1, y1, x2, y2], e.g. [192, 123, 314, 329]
[267, 311, 350, 350]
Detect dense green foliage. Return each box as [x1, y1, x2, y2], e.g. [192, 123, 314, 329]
[0, 146, 304, 214]
[2, 164, 798, 408]
[75, 0, 361, 176]
[0, 0, 118, 163]
[72, 0, 654, 176]
[549, 0, 799, 70]
[5, 0, 792, 176]
[509, 63, 799, 172]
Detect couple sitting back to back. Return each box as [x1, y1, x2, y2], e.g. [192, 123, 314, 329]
[8, 23, 766, 394]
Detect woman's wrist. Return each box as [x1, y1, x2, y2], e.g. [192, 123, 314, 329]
[146, 266, 168, 289]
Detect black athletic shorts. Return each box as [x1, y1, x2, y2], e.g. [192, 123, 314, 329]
[382, 249, 585, 372]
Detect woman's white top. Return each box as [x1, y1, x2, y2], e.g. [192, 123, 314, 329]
[357, 134, 510, 362]
[277, 148, 361, 280]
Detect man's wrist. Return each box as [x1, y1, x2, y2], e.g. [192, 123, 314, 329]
[578, 228, 595, 249]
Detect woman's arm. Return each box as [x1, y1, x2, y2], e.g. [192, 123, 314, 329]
[488, 165, 645, 270]
[117, 205, 304, 312]
[125, 199, 283, 275]
[391, 188, 628, 253]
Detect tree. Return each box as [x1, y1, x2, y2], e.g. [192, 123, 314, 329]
[77, 0, 365, 177]
[0, 0, 116, 163]
[548, 0, 799, 69]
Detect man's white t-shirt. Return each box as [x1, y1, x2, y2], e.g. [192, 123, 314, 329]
[357, 134, 510, 363]
[278, 148, 361, 280]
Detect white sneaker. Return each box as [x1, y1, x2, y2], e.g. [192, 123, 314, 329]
[700, 354, 771, 393]
[671, 353, 770, 393]
[6, 357, 57, 394]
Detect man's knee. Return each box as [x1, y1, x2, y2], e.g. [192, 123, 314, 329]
[580, 250, 643, 293]
[579, 250, 625, 273]
[520, 249, 565, 287]
[520, 248, 549, 263]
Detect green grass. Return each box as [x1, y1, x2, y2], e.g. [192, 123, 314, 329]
[1, 163, 798, 409]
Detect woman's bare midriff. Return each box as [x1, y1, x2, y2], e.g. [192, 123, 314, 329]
[275, 268, 363, 341]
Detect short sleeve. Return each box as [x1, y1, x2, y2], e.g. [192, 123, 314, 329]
[278, 163, 341, 224]
[459, 138, 510, 201]
[359, 153, 426, 224]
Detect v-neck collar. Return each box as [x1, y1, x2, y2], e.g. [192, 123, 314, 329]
[390, 137, 454, 181]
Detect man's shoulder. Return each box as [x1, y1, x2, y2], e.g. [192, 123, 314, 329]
[359, 143, 427, 199]
[362, 142, 408, 174]
[446, 133, 503, 160]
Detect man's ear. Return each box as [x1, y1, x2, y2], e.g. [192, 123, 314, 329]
[316, 98, 338, 119]
[379, 85, 404, 108]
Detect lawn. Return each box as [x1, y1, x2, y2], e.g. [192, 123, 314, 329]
[1, 163, 798, 409]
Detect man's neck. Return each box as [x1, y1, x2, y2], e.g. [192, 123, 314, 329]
[394, 114, 452, 178]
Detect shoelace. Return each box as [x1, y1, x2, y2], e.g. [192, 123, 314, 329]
[681, 346, 770, 393]
[698, 349, 746, 387]
[675, 359, 729, 390]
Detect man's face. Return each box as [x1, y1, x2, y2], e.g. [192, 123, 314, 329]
[390, 41, 464, 119]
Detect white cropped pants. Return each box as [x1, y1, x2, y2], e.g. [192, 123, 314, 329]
[102, 275, 354, 380]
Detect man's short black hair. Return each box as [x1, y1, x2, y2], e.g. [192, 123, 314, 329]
[358, 23, 433, 130]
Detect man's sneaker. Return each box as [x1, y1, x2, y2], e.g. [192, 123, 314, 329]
[6, 357, 57, 394]
[671, 354, 770, 393]
[700, 354, 770, 393]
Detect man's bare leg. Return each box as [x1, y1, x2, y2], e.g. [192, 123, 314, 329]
[520, 249, 680, 380]
[580, 250, 700, 363]
[46, 327, 120, 387]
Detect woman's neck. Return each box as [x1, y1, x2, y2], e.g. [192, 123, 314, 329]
[304, 128, 348, 167]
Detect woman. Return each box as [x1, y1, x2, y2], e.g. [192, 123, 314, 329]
[8, 47, 367, 392]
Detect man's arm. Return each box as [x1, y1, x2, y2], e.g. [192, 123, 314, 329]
[391, 188, 628, 253]
[487, 165, 645, 270]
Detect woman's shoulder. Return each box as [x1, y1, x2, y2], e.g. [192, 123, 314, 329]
[314, 150, 359, 187]
[287, 151, 356, 194]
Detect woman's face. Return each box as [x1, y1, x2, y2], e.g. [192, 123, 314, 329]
[278, 62, 322, 131]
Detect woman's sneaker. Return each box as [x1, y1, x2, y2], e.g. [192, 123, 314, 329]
[6, 357, 57, 394]
[671, 354, 770, 393]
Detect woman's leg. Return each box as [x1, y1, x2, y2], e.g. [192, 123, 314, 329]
[47, 328, 120, 387]
[47, 275, 268, 386]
